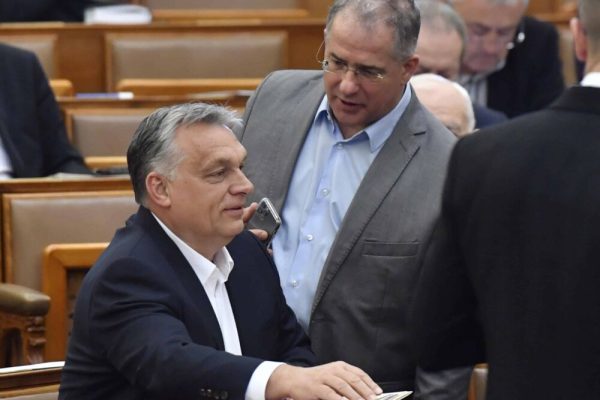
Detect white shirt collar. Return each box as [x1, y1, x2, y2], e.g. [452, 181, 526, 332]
[151, 212, 234, 286]
[581, 72, 600, 88]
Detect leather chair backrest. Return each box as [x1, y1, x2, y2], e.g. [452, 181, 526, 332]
[105, 32, 288, 90]
[2, 191, 137, 290]
[65, 109, 152, 157]
[558, 26, 577, 86]
[142, 0, 299, 9]
[0, 35, 57, 79]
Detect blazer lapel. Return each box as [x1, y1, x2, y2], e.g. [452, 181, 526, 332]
[137, 207, 225, 350]
[0, 75, 24, 176]
[262, 77, 325, 211]
[311, 88, 428, 312]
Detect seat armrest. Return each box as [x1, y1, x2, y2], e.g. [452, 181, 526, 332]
[0, 284, 50, 316]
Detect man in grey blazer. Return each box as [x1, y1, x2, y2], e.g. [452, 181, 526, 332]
[238, 0, 471, 398]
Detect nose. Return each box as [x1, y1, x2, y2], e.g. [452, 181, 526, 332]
[338, 70, 360, 95]
[232, 169, 254, 196]
[481, 33, 506, 55]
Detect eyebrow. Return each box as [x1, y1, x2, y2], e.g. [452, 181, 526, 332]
[203, 153, 247, 170]
[329, 52, 385, 72]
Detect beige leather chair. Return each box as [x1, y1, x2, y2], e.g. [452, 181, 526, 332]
[105, 32, 288, 90]
[64, 108, 152, 159]
[558, 25, 577, 86]
[0, 191, 137, 365]
[0, 35, 58, 79]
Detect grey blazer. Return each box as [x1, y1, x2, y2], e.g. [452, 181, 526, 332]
[238, 70, 468, 397]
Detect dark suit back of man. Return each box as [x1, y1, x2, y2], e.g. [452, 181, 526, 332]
[413, 85, 600, 399]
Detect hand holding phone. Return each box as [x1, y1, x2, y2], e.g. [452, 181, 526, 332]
[248, 198, 281, 247]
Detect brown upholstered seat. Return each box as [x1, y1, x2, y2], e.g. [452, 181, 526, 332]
[0, 191, 137, 365]
[0, 35, 58, 79]
[557, 25, 577, 86]
[105, 32, 288, 90]
[64, 108, 152, 158]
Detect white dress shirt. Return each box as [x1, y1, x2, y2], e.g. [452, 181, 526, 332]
[153, 214, 280, 400]
[581, 72, 600, 88]
[272, 88, 412, 330]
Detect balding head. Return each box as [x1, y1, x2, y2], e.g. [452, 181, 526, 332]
[411, 73, 475, 137]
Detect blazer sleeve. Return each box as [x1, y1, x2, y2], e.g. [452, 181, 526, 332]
[32, 53, 91, 176]
[87, 256, 263, 400]
[411, 138, 485, 370]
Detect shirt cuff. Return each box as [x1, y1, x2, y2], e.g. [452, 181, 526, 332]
[245, 361, 283, 400]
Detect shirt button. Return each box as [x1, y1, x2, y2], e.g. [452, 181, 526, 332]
[336, 143, 343, 149]
[306, 234, 314, 241]
[321, 188, 330, 196]
[291, 280, 299, 288]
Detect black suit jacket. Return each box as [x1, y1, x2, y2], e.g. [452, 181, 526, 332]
[487, 16, 565, 118]
[412, 85, 600, 399]
[0, 0, 91, 22]
[60, 206, 314, 400]
[0, 43, 89, 177]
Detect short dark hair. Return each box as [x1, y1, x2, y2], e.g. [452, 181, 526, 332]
[127, 103, 242, 205]
[325, 0, 421, 61]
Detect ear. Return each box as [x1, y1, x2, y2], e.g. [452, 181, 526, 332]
[401, 55, 420, 83]
[145, 171, 171, 208]
[571, 17, 588, 63]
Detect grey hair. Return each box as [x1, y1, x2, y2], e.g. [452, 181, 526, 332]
[325, 0, 421, 61]
[417, 0, 467, 53]
[127, 102, 242, 205]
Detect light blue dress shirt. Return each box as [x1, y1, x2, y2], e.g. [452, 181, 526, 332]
[272, 88, 412, 331]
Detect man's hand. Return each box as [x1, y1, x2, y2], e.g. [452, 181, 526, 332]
[266, 361, 383, 400]
[243, 202, 269, 242]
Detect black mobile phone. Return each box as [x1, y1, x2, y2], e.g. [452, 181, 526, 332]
[248, 197, 281, 247]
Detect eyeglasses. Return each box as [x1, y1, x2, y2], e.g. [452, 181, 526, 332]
[319, 58, 386, 83]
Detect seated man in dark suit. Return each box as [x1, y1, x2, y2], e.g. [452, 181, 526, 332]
[0, 43, 90, 177]
[415, 0, 507, 128]
[59, 103, 382, 400]
[454, 0, 565, 118]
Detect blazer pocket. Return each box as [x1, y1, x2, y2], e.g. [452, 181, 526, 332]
[362, 240, 419, 257]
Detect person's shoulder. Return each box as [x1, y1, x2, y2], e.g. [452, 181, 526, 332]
[0, 42, 37, 63]
[227, 230, 267, 256]
[262, 69, 322, 89]
[523, 15, 559, 39]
